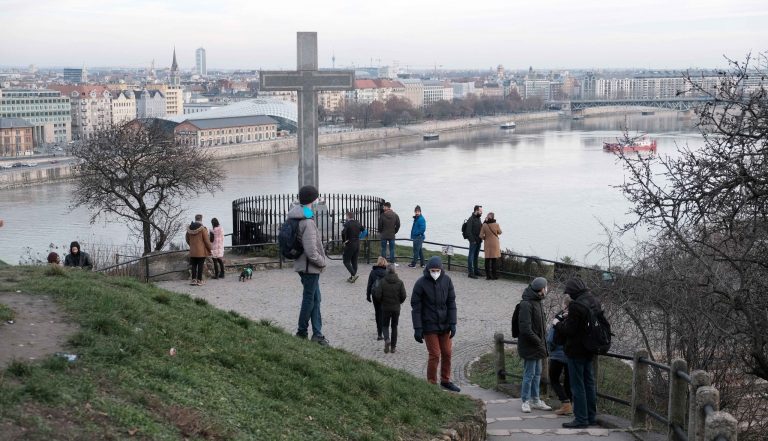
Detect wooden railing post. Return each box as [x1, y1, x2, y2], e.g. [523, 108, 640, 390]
[705, 411, 738, 441]
[669, 359, 688, 440]
[541, 356, 550, 397]
[494, 333, 506, 386]
[695, 386, 719, 441]
[689, 370, 711, 441]
[631, 350, 650, 429]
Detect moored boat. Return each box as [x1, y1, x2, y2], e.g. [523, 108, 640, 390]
[423, 132, 439, 141]
[500, 121, 516, 129]
[603, 138, 657, 152]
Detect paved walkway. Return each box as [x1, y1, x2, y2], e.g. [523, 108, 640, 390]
[157, 261, 632, 440]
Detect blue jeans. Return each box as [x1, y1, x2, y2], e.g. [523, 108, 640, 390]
[380, 239, 396, 263]
[521, 358, 542, 403]
[568, 357, 597, 425]
[468, 242, 481, 274]
[297, 273, 323, 338]
[411, 237, 424, 266]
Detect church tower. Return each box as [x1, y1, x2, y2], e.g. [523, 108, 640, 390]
[170, 47, 180, 86]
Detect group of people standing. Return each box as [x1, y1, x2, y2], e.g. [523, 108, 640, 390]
[516, 276, 604, 429]
[185, 214, 225, 285]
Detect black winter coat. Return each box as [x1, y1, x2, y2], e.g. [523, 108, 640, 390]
[555, 290, 602, 359]
[366, 265, 387, 300]
[516, 286, 548, 360]
[467, 214, 483, 243]
[411, 259, 457, 334]
[372, 272, 407, 313]
[64, 251, 93, 270]
[342, 219, 363, 243]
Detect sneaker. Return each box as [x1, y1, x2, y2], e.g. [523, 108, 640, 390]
[407, 263, 416, 268]
[384, 339, 391, 353]
[351, 274, 359, 283]
[311, 335, 329, 346]
[531, 399, 552, 411]
[346, 276, 353, 283]
[521, 401, 532, 413]
[440, 382, 461, 392]
[562, 421, 588, 429]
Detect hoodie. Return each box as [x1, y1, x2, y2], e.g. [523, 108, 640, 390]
[516, 285, 548, 360]
[287, 203, 326, 274]
[555, 279, 602, 358]
[186, 221, 212, 258]
[411, 256, 457, 334]
[63, 241, 93, 269]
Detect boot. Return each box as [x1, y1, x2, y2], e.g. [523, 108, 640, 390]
[555, 402, 573, 416]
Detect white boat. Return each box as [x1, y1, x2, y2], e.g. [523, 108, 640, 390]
[500, 121, 516, 129]
[423, 132, 439, 141]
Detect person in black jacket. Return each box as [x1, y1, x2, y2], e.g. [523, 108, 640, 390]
[366, 256, 388, 340]
[411, 256, 460, 392]
[63, 241, 93, 270]
[554, 278, 602, 429]
[517, 277, 553, 413]
[466, 205, 483, 278]
[372, 264, 407, 353]
[341, 211, 363, 283]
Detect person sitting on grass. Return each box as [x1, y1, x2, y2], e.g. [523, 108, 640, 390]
[63, 241, 93, 270]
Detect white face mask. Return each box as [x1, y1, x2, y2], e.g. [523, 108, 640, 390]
[430, 270, 441, 280]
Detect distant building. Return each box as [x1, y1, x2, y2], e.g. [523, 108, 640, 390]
[422, 80, 446, 106]
[523, 79, 551, 100]
[482, 83, 504, 99]
[174, 115, 278, 147]
[451, 82, 476, 99]
[318, 91, 345, 112]
[183, 103, 223, 114]
[134, 89, 167, 119]
[0, 88, 71, 146]
[0, 118, 34, 156]
[63, 67, 88, 84]
[51, 85, 112, 140]
[146, 84, 183, 116]
[398, 79, 424, 108]
[110, 90, 137, 125]
[347, 79, 378, 104]
[196, 47, 207, 76]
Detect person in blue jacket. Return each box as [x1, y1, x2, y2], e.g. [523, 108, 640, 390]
[409, 205, 426, 268]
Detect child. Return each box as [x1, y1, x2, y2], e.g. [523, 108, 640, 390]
[547, 296, 572, 415]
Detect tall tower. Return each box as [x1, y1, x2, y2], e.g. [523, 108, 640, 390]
[170, 47, 180, 86]
[195, 47, 207, 76]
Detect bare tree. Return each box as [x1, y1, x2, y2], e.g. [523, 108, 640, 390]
[71, 120, 224, 255]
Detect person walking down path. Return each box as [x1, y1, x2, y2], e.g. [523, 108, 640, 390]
[186, 215, 212, 286]
[409, 205, 426, 268]
[372, 264, 407, 354]
[554, 278, 603, 428]
[378, 202, 400, 264]
[517, 277, 553, 413]
[210, 218, 225, 279]
[479, 212, 502, 280]
[288, 185, 329, 346]
[548, 296, 573, 415]
[342, 211, 363, 283]
[63, 241, 93, 270]
[411, 256, 460, 393]
[366, 256, 388, 340]
[465, 205, 483, 279]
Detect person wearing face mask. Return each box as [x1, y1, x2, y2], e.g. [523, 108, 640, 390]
[287, 185, 329, 346]
[517, 277, 553, 413]
[466, 205, 483, 279]
[411, 256, 460, 392]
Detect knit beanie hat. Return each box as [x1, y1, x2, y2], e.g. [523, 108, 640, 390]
[530, 277, 548, 292]
[298, 185, 319, 205]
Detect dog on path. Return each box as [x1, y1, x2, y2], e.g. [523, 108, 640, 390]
[239, 264, 254, 282]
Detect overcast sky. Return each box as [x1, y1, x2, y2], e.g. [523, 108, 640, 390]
[1, 0, 766, 70]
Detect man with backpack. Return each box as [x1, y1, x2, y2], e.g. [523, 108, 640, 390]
[285, 185, 329, 346]
[463, 205, 483, 279]
[554, 278, 608, 428]
[515, 277, 553, 413]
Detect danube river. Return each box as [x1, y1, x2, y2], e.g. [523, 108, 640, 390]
[0, 113, 703, 265]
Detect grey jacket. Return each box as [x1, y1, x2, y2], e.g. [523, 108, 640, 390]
[516, 286, 548, 360]
[287, 204, 327, 274]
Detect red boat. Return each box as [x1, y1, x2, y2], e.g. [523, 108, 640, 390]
[603, 138, 657, 152]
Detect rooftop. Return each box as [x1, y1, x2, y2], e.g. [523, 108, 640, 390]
[0, 117, 33, 129]
[179, 115, 278, 130]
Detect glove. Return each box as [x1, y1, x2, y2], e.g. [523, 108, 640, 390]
[449, 324, 456, 339]
[414, 329, 423, 344]
[366, 295, 371, 303]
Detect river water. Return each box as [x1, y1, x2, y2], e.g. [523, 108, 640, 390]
[0, 113, 702, 265]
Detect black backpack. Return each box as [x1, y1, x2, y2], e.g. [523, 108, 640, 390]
[580, 300, 612, 354]
[461, 218, 470, 240]
[511, 302, 522, 338]
[278, 218, 303, 260]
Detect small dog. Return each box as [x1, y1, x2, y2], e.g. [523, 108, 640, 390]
[239, 264, 254, 282]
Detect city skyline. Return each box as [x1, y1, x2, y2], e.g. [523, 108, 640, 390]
[1, 0, 766, 70]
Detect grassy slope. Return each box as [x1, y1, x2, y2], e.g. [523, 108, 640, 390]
[467, 349, 633, 418]
[0, 266, 476, 440]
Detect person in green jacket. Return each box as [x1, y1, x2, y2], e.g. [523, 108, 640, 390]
[373, 264, 407, 353]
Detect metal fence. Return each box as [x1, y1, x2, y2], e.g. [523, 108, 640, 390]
[232, 193, 385, 246]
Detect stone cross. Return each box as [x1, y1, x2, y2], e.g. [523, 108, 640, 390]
[260, 32, 355, 191]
